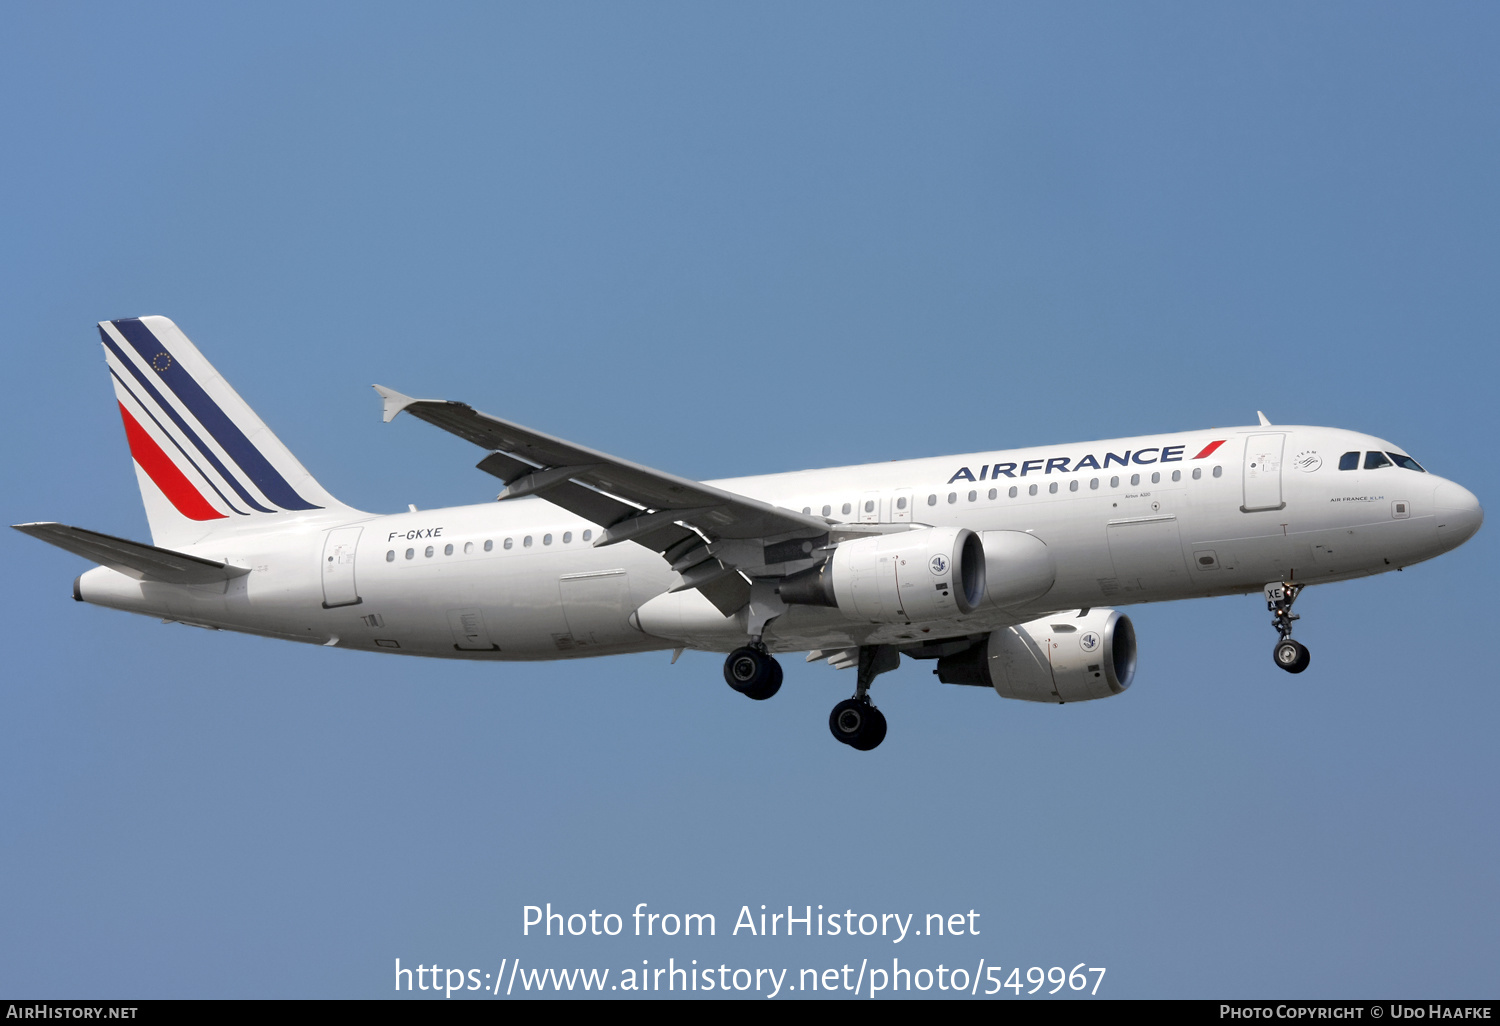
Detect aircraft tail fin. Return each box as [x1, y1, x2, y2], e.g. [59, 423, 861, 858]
[98, 316, 349, 548]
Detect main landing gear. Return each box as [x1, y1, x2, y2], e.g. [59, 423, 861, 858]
[829, 699, 886, 751]
[1266, 582, 1311, 674]
[723, 644, 783, 701]
[723, 582, 788, 701]
[828, 645, 898, 751]
[722, 582, 897, 750]
[721, 641, 898, 751]
[724, 583, 788, 701]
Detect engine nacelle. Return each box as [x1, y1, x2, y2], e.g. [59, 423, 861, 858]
[778, 526, 985, 623]
[978, 530, 1056, 608]
[935, 608, 1136, 703]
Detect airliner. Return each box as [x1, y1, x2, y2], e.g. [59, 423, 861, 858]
[17, 317, 1484, 750]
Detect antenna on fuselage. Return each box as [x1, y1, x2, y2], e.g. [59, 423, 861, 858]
[1257, 411, 1273, 426]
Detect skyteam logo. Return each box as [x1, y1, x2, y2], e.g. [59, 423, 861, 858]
[1292, 450, 1323, 472]
[1080, 631, 1101, 654]
[929, 554, 949, 576]
[947, 440, 1225, 484]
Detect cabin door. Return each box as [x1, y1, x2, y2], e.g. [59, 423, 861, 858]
[1242, 434, 1286, 512]
[320, 527, 363, 608]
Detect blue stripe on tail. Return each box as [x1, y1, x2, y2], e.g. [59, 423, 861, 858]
[109, 367, 248, 516]
[100, 328, 277, 514]
[111, 319, 321, 512]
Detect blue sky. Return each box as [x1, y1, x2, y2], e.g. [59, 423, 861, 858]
[2, 2, 1496, 998]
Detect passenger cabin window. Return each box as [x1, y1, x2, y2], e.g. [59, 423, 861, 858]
[822, 505, 831, 517]
[1365, 451, 1393, 470]
[503, 538, 513, 550]
[444, 543, 454, 556]
[1171, 470, 1181, 482]
[1068, 480, 1078, 492]
[1028, 484, 1038, 496]
[988, 488, 998, 499]
[464, 541, 474, 554]
[1110, 476, 1120, 488]
[1192, 468, 1201, 480]
[865, 500, 876, 513]
[1387, 452, 1426, 472]
[1130, 474, 1140, 486]
[1151, 472, 1160, 484]
[947, 492, 957, 504]
[897, 497, 908, 510]
[927, 495, 937, 506]
[1212, 466, 1222, 478]
[802, 507, 811, 515]
[543, 534, 552, 545]
[1339, 451, 1360, 470]
[967, 491, 976, 502]
[842, 503, 853, 515]
[1048, 482, 1058, 494]
[563, 532, 572, 543]
[386, 550, 395, 562]
[405, 548, 414, 560]
[583, 530, 593, 541]
[484, 540, 493, 552]
[1090, 478, 1099, 489]
[424, 546, 434, 558]
[1008, 486, 1018, 498]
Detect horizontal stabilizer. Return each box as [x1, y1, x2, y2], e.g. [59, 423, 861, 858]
[13, 522, 251, 584]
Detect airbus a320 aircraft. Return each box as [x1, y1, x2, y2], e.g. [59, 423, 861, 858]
[17, 318, 1484, 750]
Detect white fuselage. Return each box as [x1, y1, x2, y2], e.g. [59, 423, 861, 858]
[75, 424, 1480, 660]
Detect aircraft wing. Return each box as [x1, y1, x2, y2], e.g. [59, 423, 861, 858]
[13, 522, 251, 584]
[374, 386, 831, 614]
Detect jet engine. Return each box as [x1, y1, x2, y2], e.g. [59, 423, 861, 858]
[934, 608, 1136, 703]
[778, 526, 986, 623]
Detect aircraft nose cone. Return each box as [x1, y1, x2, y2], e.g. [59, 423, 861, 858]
[1434, 480, 1483, 549]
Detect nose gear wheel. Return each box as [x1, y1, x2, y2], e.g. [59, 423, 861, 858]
[1273, 638, 1310, 674]
[1265, 582, 1312, 674]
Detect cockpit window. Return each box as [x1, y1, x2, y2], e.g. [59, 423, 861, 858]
[1386, 452, 1425, 473]
[1364, 451, 1393, 470]
[1338, 451, 1359, 471]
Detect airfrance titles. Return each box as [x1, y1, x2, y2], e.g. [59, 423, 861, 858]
[948, 444, 1210, 484]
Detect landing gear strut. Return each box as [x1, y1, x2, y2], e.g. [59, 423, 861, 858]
[723, 582, 788, 701]
[828, 645, 898, 751]
[1265, 582, 1311, 674]
[724, 643, 783, 700]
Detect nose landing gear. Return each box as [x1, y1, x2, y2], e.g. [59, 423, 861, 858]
[1266, 582, 1311, 674]
[1274, 638, 1311, 673]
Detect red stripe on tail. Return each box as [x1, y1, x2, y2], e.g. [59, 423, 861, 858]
[117, 402, 227, 521]
[1192, 439, 1226, 459]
